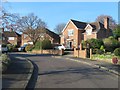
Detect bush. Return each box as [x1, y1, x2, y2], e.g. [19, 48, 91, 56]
[114, 48, 120, 56]
[93, 49, 104, 54]
[34, 41, 42, 50]
[82, 38, 103, 49]
[103, 36, 120, 52]
[25, 44, 34, 51]
[34, 39, 53, 50]
[42, 39, 53, 49]
[0, 54, 11, 72]
[87, 38, 104, 49]
[82, 39, 104, 54]
[81, 40, 87, 49]
[7, 44, 17, 52]
[1, 54, 10, 65]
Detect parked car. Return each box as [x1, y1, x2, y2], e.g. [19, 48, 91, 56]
[54, 45, 66, 50]
[18, 44, 27, 52]
[1, 44, 8, 53]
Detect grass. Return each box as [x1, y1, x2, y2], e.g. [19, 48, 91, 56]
[91, 53, 120, 62]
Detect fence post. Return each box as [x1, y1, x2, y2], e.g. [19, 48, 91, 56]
[90, 49, 92, 59]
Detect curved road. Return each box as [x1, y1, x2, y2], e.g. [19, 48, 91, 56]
[11, 53, 118, 88]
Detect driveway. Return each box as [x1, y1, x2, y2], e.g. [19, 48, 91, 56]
[9, 53, 119, 88]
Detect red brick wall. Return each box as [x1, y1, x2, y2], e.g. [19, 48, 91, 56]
[83, 32, 97, 41]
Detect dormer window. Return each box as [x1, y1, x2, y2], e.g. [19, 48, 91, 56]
[86, 29, 92, 35]
[85, 24, 93, 35]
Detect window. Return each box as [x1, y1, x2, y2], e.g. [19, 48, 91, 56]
[85, 24, 93, 35]
[24, 34, 28, 38]
[8, 37, 14, 40]
[68, 29, 74, 36]
[86, 29, 92, 35]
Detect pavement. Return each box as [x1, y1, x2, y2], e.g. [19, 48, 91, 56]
[54, 55, 120, 76]
[2, 53, 33, 89]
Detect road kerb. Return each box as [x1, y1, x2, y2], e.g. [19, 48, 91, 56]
[53, 56, 120, 76]
[23, 58, 34, 88]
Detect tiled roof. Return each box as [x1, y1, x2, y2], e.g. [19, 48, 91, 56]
[23, 28, 60, 40]
[71, 19, 87, 29]
[3, 31, 21, 37]
[71, 19, 105, 31]
[45, 28, 60, 39]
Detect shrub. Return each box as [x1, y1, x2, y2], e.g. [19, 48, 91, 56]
[34, 39, 53, 50]
[42, 39, 53, 49]
[103, 36, 120, 52]
[81, 40, 87, 49]
[25, 44, 34, 51]
[114, 48, 120, 56]
[87, 38, 104, 49]
[1, 54, 11, 72]
[7, 44, 17, 52]
[1, 54, 10, 65]
[100, 45, 105, 53]
[34, 41, 42, 50]
[82, 38, 103, 49]
[93, 49, 104, 54]
[82, 39, 104, 54]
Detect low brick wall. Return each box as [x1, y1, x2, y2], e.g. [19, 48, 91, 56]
[31, 49, 64, 55]
[74, 49, 87, 58]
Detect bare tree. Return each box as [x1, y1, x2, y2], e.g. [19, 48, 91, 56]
[54, 23, 66, 35]
[96, 15, 117, 30]
[16, 13, 47, 45]
[1, 8, 19, 30]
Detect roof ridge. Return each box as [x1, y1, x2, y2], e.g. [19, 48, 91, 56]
[45, 28, 59, 36]
[70, 19, 87, 24]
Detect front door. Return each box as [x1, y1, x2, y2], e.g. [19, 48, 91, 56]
[69, 42, 72, 49]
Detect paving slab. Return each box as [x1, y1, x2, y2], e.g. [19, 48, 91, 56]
[2, 54, 33, 89]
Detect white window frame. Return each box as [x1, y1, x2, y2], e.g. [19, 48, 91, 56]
[85, 24, 93, 35]
[86, 29, 92, 35]
[68, 29, 74, 36]
[8, 37, 15, 40]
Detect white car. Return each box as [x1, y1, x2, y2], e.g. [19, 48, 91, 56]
[18, 44, 27, 52]
[1, 44, 8, 53]
[54, 45, 66, 50]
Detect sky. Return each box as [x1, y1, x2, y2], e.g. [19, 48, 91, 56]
[3, 2, 118, 31]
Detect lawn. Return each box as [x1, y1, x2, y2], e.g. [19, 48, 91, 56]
[91, 53, 120, 64]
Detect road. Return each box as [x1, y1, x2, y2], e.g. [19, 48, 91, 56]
[10, 53, 119, 88]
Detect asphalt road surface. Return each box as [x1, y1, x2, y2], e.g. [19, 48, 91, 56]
[10, 53, 119, 88]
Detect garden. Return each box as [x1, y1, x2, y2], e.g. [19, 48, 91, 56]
[82, 36, 120, 64]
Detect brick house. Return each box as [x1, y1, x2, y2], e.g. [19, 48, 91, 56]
[21, 28, 60, 46]
[61, 17, 113, 49]
[2, 28, 21, 47]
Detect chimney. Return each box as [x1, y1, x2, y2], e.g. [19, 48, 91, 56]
[104, 17, 109, 29]
[10, 28, 13, 32]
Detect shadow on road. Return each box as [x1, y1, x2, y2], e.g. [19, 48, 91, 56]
[25, 60, 39, 89]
